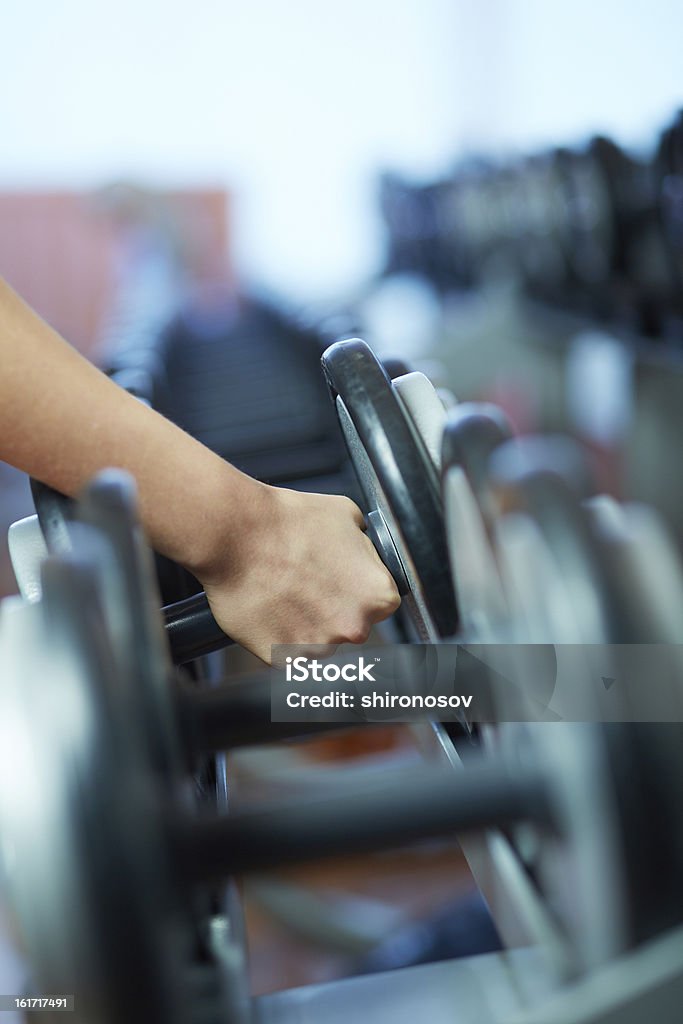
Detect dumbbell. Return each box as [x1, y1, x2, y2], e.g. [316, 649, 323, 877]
[589, 498, 683, 645]
[296, 377, 683, 973]
[29, 349, 444, 659]
[474, 439, 623, 954]
[557, 141, 619, 305]
[25, 340, 470, 780]
[441, 402, 514, 638]
[8, 546, 683, 1013]
[379, 174, 454, 287]
[64, 468, 561, 781]
[480, 439, 683, 952]
[30, 340, 458, 655]
[487, 436, 610, 645]
[472, 436, 652, 726]
[38, 471, 376, 782]
[30, 477, 232, 664]
[30, 476, 410, 665]
[0, 554, 554, 1024]
[513, 151, 576, 301]
[485, 435, 683, 646]
[316, 336, 683, 968]
[321, 337, 458, 640]
[654, 110, 683, 317]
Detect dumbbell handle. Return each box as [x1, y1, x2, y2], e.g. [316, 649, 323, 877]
[163, 507, 407, 662]
[30, 478, 223, 663]
[163, 593, 231, 663]
[32, 479, 404, 665]
[175, 673, 358, 753]
[164, 508, 408, 663]
[174, 761, 553, 881]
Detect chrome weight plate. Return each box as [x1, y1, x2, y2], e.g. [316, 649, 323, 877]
[441, 402, 513, 638]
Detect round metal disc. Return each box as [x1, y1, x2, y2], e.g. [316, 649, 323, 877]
[0, 552, 190, 1024]
[322, 338, 457, 638]
[77, 470, 183, 779]
[441, 403, 513, 637]
[480, 438, 632, 968]
[489, 436, 610, 643]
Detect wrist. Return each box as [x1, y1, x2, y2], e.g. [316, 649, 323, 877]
[181, 463, 277, 587]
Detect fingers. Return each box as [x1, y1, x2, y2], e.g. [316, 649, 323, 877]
[336, 511, 402, 643]
[360, 531, 402, 612]
[339, 494, 366, 529]
[202, 487, 402, 663]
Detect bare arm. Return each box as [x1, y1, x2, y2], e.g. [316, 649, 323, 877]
[0, 277, 400, 661]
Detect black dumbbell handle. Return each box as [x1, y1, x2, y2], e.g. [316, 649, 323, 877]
[163, 506, 411, 661]
[163, 593, 232, 664]
[31, 477, 227, 664]
[174, 761, 553, 881]
[32, 477, 405, 665]
[174, 673, 359, 753]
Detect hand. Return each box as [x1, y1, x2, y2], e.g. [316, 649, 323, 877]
[197, 484, 401, 663]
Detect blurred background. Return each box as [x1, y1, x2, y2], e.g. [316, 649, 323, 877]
[2, 0, 682, 305]
[3, 0, 683, 1001]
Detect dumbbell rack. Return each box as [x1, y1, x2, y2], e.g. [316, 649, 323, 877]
[6, 336, 683, 1024]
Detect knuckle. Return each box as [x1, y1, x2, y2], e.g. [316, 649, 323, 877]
[343, 496, 364, 522]
[345, 623, 369, 645]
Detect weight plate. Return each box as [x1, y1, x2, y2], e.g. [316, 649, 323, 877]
[77, 470, 183, 779]
[30, 476, 230, 664]
[489, 436, 610, 643]
[0, 555, 190, 1024]
[441, 403, 513, 637]
[322, 338, 458, 639]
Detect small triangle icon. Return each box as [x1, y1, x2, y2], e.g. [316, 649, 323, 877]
[602, 676, 616, 690]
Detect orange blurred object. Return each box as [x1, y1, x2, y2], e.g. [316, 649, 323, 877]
[0, 186, 231, 358]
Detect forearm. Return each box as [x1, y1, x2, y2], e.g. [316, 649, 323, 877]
[0, 275, 400, 660]
[0, 276, 267, 578]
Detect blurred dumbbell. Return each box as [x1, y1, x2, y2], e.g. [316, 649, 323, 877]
[28, 456, 414, 665]
[6, 545, 683, 1017]
[29, 477, 232, 664]
[441, 402, 513, 638]
[0, 558, 552, 1024]
[654, 109, 683, 322]
[488, 436, 610, 643]
[488, 435, 683, 644]
[509, 152, 574, 301]
[45, 472, 373, 781]
[480, 437, 683, 953]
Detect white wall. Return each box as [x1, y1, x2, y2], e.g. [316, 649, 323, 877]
[453, 0, 683, 154]
[2, 0, 683, 302]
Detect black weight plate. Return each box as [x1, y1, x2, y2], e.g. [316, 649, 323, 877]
[30, 476, 230, 664]
[30, 478, 76, 555]
[321, 338, 457, 639]
[78, 471, 184, 779]
[0, 550, 190, 1024]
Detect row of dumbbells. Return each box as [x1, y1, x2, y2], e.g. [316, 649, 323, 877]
[3, 338, 683, 1022]
[339, 338, 683, 981]
[380, 109, 683, 338]
[0, 465, 549, 1024]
